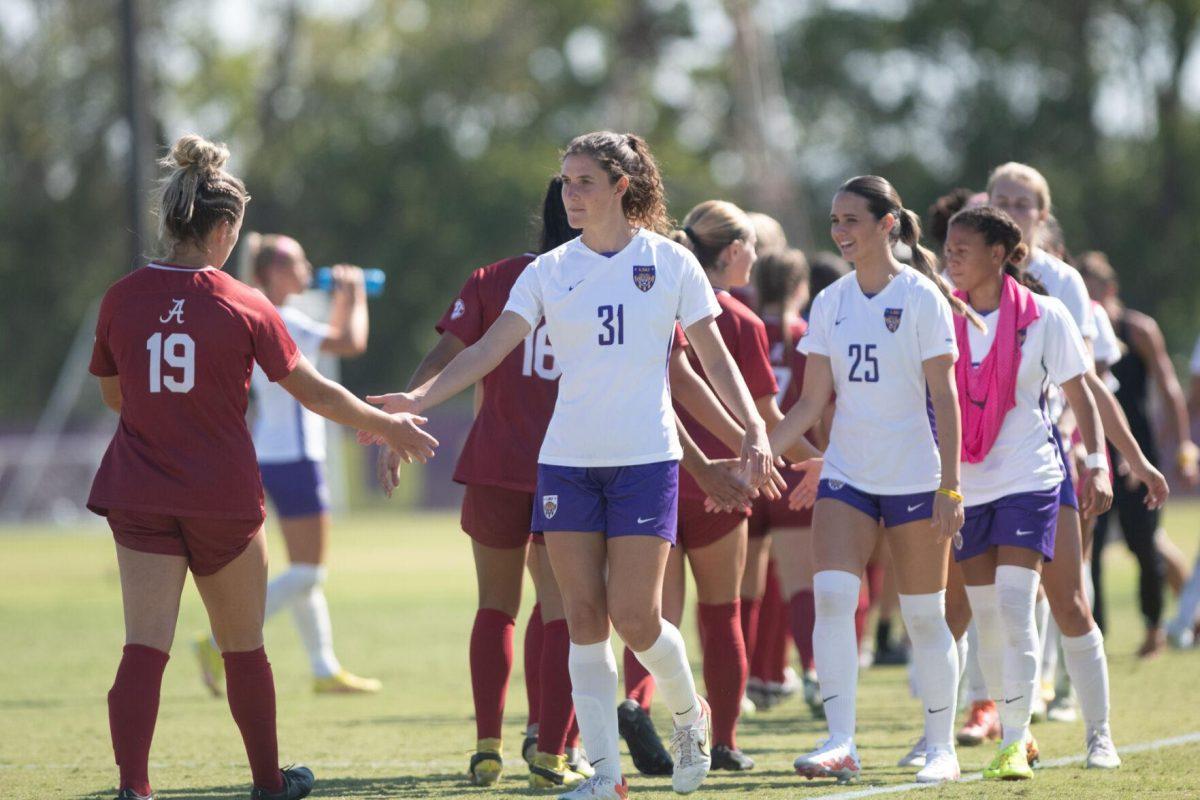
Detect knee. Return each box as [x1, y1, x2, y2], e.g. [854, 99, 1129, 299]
[564, 596, 609, 643]
[288, 563, 325, 593]
[813, 570, 861, 619]
[1046, 588, 1093, 637]
[610, 606, 662, 652]
[898, 593, 949, 643]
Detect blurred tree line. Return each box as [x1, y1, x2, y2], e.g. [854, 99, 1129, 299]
[4, 0, 1200, 423]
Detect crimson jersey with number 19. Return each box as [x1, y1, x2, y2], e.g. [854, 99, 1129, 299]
[88, 262, 300, 520]
[436, 255, 559, 493]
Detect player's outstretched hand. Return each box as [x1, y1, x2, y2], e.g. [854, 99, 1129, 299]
[739, 423, 773, 490]
[787, 458, 823, 510]
[1079, 467, 1113, 519]
[699, 458, 755, 514]
[379, 413, 438, 464]
[366, 391, 421, 415]
[758, 460, 787, 502]
[930, 489, 963, 543]
[376, 446, 403, 498]
[1128, 458, 1169, 510]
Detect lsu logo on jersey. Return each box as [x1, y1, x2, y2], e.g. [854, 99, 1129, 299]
[632, 265, 656, 292]
[542, 494, 559, 520]
[883, 307, 903, 332]
[160, 299, 186, 324]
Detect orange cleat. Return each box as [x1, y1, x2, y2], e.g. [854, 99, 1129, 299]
[956, 700, 1001, 746]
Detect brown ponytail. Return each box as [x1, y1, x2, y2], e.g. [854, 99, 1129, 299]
[563, 131, 672, 235]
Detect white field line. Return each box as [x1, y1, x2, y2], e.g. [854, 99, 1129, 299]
[804, 731, 1200, 800]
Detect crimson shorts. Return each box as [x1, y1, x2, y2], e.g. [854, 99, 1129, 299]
[461, 483, 535, 549]
[677, 496, 748, 550]
[748, 476, 813, 538]
[106, 508, 263, 576]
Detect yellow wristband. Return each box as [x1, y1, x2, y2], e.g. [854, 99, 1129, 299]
[937, 487, 964, 503]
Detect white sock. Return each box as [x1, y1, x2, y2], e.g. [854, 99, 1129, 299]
[1041, 606, 1060, 689]
[1082, 559, 1096, 610]
[963, 584, 1003, 701]
[264, 563, 322, 619]
[1061, 627, 1110, 735]
[899, 591, 959, 750]
[964, 621, 989, 703]
[996, 566, 1040, 748]
[1033, 594, 1050, 695]
[813, 570, 862, 743]
[569, 640, 622, 782]
[1168, 552, 1200, 637]
[632, 619, 700, 727]
[955, 633, 969, 700]
[289, 569, 341, 678]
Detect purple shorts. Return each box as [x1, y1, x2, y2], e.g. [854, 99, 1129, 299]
[259, 459, 330, 519]
[954, 489, 1059, 563]
[1051, 425, 1079, 510]
[816, 479, 935, 528]
[533, 460, 679, 543]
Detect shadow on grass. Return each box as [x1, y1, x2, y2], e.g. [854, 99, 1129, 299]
[79, 773, 471, 799]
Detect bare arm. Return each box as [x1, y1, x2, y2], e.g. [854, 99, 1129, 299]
[98, 376, 122, 413]
[923, 354, 963, 542]
[1061, 373, 1113, 518]
[668, 346, 744, 453]
[1129, 314, 1198, 480]
[405, 333, 467, 391]
[1083, 370, 1167, 505]
[320, 266, 369, 357]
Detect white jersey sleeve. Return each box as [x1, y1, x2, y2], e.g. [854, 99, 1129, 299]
[798, 288, 833, 358]
[1041, 299, 1091, 386]
[915, 285, 958, 362]
[251, 305, 332, 463]
[676, 251, 721, 328]
[1090, 303, 1121, 369]
[504, 262, 545, 328]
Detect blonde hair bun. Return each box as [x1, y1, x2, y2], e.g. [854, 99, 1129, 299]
[164, 134, 230, 173]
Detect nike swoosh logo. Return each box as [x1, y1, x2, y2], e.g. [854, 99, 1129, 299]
[835, 317, 847, 325]
[927, 706, 950, 714]
[1015, 529, 1035, 536]
[1004, 695, 1024, 704]
[907, 503, 924, 512]
[638, 516, 655, 524]
[821, 695, 838, 704]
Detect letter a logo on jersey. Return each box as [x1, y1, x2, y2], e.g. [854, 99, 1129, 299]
[160, 299, 186, 324]
[542, 494, 558, 520]
[884, 307, 902, 332]
[632, 265, 655, 292]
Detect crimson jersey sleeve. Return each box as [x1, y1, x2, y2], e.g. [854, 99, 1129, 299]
[89, 291, 119, 377]
[243, 291, 301, 382]
[734, 313, 778, 400]
[673, 322, 688, 351]
[436, 268, 487, 346]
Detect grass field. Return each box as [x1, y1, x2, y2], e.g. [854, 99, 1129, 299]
[4, 505, 1200, 799]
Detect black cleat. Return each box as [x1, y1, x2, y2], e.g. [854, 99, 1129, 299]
[711, 744, 755, 771]
[115, 790, 154, 800]
[251, 766, 314, 800]
[617, 699, 674, 776]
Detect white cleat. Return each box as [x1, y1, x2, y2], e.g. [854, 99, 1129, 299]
[915, 746, 960, 783]
[1086, 727, 1121, 769]
[794, 738, 861, 784]
[555, 774, 628, 800]
[669, 695, 712, 794]
[1046, 692, 1078, 723]
[897, 735, 927, 768]
[740, 693, 758, 716]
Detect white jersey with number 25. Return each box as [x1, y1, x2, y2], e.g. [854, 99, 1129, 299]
[800, 267, 958, 495]
[505, 228, 721, 468]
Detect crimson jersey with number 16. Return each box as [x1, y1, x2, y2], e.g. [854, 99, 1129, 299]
[436, 254, 559, 493]
[88, 262, 300, 520]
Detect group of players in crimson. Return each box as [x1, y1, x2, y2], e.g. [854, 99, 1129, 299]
[88, 128, 1200, 800]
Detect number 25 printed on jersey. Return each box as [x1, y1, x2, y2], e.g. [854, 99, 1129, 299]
[848, 343, 879, 383]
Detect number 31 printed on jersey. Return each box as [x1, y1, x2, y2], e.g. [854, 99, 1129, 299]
[146, 332, 195, 393]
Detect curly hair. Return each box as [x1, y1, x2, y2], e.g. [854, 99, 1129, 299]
[563, 131, 671, 234]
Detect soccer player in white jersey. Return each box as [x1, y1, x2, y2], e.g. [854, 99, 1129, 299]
[985, 162, 1168, 767]
[367, 131, 773, 800]
[943, 206, 1112, 780]
[770, 176, 975, 785]
[192, 234, 381, 696]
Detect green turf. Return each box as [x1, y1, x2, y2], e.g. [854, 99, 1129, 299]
[3, 504, 1200, 799]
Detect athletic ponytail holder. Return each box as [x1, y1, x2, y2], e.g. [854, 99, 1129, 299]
[683, 226, 700, 246]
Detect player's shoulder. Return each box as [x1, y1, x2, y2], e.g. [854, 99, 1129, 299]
[638, 228, 695, 267]
[1031, 294, 1075, 331]
[480, 253, 537, 279]
[813, 271, 856, 305]
[718, 291, 765, 328]
[1027, 248, 1077, 286]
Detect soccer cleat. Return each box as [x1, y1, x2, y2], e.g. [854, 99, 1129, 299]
[1166, 622, 1195, 650]
[193, 634, 224, 697]
[740, 693, 757, 716]
[779, 666, 802, 696]
[983, 740, 1033, 781]
[669, 695, 712, 794]
[745, 676, 775, 710]
[1026, 733, 1041, 767]
[617, 699, 673, 776]
[566, 744, 594, 779]
[802, 671, 825, 719]
[956, 700, 1000, 745]
[115, 790, 154, 800]
[313, 670, 381, 694]
[1085, 727, 1121, 769]
[915, 746, 960, 784]
[1046, 690, 1077, 723]
[468, 739, 503, 786]
[555, 775, 628, 800]
[523, 723, 539, 765]
[794, 738, 860, 784]
[251, 766, 315, 800]
[1030, 691, 1047, 723]
[710, 744, 755, 771]
[529, 752, 588, 789]
[897, 735, 926, 768]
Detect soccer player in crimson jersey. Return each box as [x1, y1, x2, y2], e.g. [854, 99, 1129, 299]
[89, 135, 434, 800]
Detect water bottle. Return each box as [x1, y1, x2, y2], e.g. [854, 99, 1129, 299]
[313, 267, 386, 297]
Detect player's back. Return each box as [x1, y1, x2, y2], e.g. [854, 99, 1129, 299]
[89, 262, 299, 519]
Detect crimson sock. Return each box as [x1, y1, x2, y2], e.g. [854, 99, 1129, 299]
[772, 595, 792, 683]
[750, 574, 781, 681]
[223, 647, 283, 794]
[739, 596, 762, 674]
[698, 601, 746, 749]
[470, 608, 515, 741]
[623, 645, 655, 711]
[524, 603, 544, 730]
[108, 644, 169, 796]
[854, 583, 871, 650]
[536, 619, 573, 756]
[791, 590, 816, 672]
